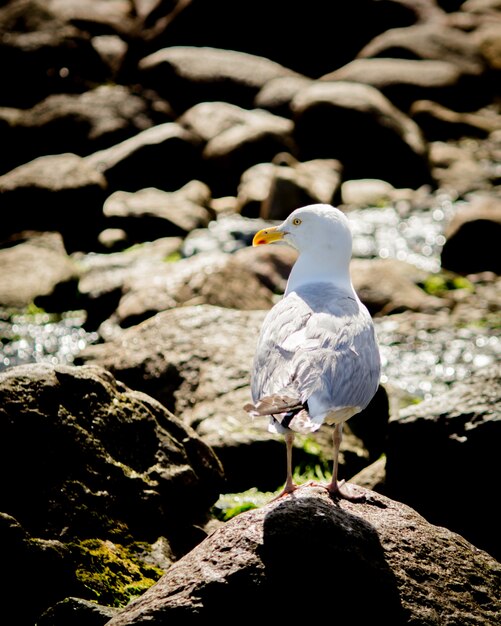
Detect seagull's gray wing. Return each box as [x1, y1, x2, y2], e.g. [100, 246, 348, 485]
[249, 283, 380, 432]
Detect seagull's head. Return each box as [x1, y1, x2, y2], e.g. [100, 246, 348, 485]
[253, 204, 352, 262]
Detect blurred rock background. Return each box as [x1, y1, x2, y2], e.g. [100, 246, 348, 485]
[0, 1, 500, 624]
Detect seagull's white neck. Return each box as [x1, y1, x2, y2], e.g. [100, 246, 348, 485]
[285, 249, 356, 297]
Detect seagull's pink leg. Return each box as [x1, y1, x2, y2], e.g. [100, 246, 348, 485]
[271, 431, 298, 500]
[311, 423, 365, 502]
[325, 422, 344, 494]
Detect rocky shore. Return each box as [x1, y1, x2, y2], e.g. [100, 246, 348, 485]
[0, 1, 500, 624]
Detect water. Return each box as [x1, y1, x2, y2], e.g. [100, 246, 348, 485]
[376, 316, 500, 402]
[1, 196, 499, 400]
[347, 194, 457, 273]
[0, 310, 98, 373]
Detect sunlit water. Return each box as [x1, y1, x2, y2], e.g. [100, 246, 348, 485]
[376, 317, 499, 401]
[1, 196, 499, 401]
[0, 311, 98, 372]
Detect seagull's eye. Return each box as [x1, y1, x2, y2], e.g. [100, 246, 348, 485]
[292, 218, 302, 226]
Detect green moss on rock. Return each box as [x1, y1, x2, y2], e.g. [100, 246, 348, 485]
[71, 538, 164, 607]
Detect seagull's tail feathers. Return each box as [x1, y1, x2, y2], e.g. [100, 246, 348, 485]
[244, 395, 318, 434]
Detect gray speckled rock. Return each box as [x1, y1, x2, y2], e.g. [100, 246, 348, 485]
[105, 487, 501, 625]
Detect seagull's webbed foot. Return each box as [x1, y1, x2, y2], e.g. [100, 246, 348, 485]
[309, 479, 366, 502]
[270, 480, 299, 501]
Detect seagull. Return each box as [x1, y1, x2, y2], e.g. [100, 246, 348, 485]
[244, 204, 381, 499]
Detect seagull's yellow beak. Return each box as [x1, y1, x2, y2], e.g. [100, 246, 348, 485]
[252, 226, 284, 246]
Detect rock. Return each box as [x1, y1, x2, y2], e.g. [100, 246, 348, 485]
[0, 153, 107, 252]
[97, 228, 129, 251]
[193, 382, 389, 494]
[38, 0, 134, 33]
[352, 258, 446, 316]
[101, 251, 275, 333]
[0, 362, 224, 549]
[76, 305, 266, 415]
[0, 85, 169, 175]
[350, 456, 387, 491]
[441, 195, 501, 275]
[236, 155, 342, 219]
[74, 236, 184, 329]
[138, 46, 304, 114]
[428, 140, 494, 195]
[37, 596, 119, 626]
[462, 0, 501, 14]
[385, 364, 501, 559]
[410, 99, 500, 141]
[291, 81, 431, 189]
[0, 232, 80, 309]
[340, 178, 397, 206]
[322, 58, 465, 112]
[77, 305, 387, 492]
[233, 244, 298, 294]
[91, 34, 128, 79]
[147, 0, 421, 77]
[357, 21, 485, 78]
[105, 487, 501, 625]
[1, 512, 79, 626]
[178, 101, 263, 142]
[102, 181, 212, 242]
[254, 75, 314, 117]
[473, 21, 501, 73]
[84, 122, 202, 193]
[179, 102, 297, 196]
[0, 0, 111, 107]
[448, 269, 501, 327]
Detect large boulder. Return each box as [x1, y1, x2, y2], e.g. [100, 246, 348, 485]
[0, 85, 169, 175]
[385, 363, 501, 560]
[322, 58, 466, 112]
[96, 251, 275, 334]
[357, 19, 494, 110]
[357, 21, 485, 76]
[138, 46, 304, 114]
[76, 305, 267, 417]
[77, 305, 388, 492]
[102, 181, 213, 242]
[0, 232, 80, 309]
[291, 81, 431, 189]
[104, 487, 501, 625]
[410, 99, 500, 141]
[440, 195, 501, 275]
[75, 236, 184, 329]
[0, 153, 107, 252]
[254, 75, 314, 117]
[37, 596, 119, 626]
[1, 511, 81, 626]
[236, 155, 342, 219]
[0, 362, 225, 624]
[0, 0, 112, 107]
[351, 258, 446, 316]
[0, 363, 224, 545]
[144, 0, 421, 77]
[179, 102, 296, 196]
[84, 122, 203, 194]
[428, 140, 495, 196]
